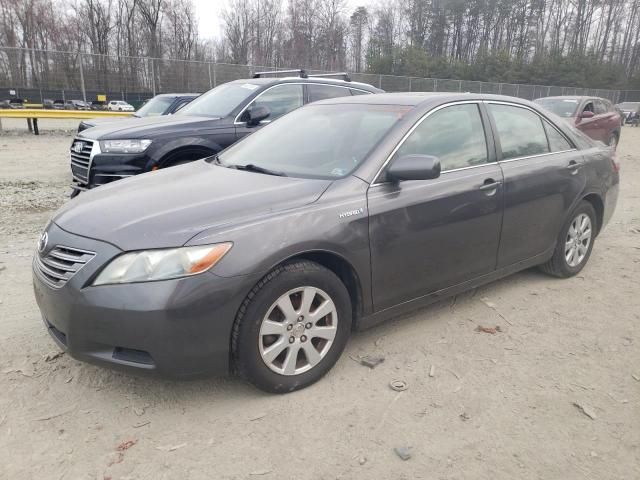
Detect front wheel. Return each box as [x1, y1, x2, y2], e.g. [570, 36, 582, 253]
[232, 260, 352, 393]
[540, 201, 597, 278]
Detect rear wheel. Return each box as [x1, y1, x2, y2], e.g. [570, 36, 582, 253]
[540, 201, 596, 278]
[232, 260, 352, 393]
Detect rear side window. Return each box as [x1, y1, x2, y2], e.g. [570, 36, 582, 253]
[350, 89, 369, 96]
[308, 84, 351, 102]
[488, 104, 549, 160]
[543, 121, 572, 152]
[394, 103, 488, 171]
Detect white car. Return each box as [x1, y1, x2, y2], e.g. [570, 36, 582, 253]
[107, 100, 135, 112]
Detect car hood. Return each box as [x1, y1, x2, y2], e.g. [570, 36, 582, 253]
[77, 115, 223, 140]
[53, 161, 332, 251]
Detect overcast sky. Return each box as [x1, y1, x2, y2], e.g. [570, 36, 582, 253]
[192, 0, 374, 40]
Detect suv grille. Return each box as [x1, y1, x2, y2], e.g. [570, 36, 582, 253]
[70, 139, 94, 184]
[35, 245, 95, 289]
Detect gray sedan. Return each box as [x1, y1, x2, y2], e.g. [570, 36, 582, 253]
[32, 93, 619, 393]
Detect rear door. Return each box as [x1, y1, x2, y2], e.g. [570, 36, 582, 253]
[306, 84, 355, 103]
[487, 102, 586, 268]
[367, 102, 504, 310]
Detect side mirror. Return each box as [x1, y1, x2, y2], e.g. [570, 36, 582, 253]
[580, 110, 595, 119]
[387, 154, 441, 182]
[246, 105, 271, 126]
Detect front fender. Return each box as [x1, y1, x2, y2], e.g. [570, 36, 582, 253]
[147, 137, 224, 166]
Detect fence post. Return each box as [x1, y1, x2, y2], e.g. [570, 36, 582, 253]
[458, 80, 462, 92]
[79, 53, 87, 102]
[378, 75, 382, 89]
[515, 84, 519, 97]
[434, 79, 437, 91]
[208, 62, 213, 89]
[212, 62, 217, 87]
[408, 77, 412, 92]
[150, 58, 156, 96]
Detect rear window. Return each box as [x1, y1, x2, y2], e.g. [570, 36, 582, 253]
[534, 98, 579, 118]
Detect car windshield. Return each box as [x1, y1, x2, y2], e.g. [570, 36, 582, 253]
[618, 102, 639, 110]
[135, 96, 174, 117]
[176, 82, 258, 118]
[535, 98, 579, 117]
[217, 104, 410, 179]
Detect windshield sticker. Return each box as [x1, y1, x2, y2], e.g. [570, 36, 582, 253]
[241, 84, 259, 90]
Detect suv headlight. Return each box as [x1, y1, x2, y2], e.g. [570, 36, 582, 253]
[100, 139, 152, 153]
[93, 243, 232, 286]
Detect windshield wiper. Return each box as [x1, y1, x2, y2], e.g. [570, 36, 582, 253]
[232, 163, 287, 177]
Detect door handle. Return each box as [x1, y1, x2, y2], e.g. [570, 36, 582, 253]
[567, 161, 581, 174]
[479, 179, 502, 192]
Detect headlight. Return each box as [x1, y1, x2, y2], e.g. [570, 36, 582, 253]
[93, 243, 232, 286]
[100, 139, 152, 153]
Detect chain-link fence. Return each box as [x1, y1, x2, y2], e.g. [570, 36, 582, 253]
[0, 46, 624, 105]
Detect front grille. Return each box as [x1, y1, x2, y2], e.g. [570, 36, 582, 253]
[70, 139, 94, 184]
[35, 245, 95, 289]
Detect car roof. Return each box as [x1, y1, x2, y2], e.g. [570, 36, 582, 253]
[155, 93, 200, 98]
[313, 92, 542, 108]
[227, 76, 381, 92]
[536, 95, 608, 102]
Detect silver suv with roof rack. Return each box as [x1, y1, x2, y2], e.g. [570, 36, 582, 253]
[69, 70, 382, 196]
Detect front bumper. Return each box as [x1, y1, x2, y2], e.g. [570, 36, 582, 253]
[32, 223, 255, 378]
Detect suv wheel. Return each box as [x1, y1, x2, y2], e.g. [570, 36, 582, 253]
[540, 201, 596, 278]
[232, 260, 352, 393]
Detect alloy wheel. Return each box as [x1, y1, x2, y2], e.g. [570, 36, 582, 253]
[258, 286, 338, 376]
[565, 213, 592, 267]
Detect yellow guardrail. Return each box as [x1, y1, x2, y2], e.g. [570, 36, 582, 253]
[0, 109, 133, 119]
[0, 108, 133, 135]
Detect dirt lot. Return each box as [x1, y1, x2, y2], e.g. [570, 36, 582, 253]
[1, 120, 639, 480]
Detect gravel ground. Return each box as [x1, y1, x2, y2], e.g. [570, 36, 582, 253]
[0, 125, 639, 480]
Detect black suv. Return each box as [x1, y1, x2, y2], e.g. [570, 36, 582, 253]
[69, 71, 382, 195]
[77, 93, 200, 132]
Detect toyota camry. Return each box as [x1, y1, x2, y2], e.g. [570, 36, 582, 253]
[32, 93, 619, 393]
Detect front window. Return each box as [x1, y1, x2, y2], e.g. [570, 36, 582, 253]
[240, 84, 303, 122]
[535, 98, 579, 118]
[135, 96, 174, 117]
[217, 104, 410, 179]
[178, 82, 259, 118]
[393, 103, 488, 171]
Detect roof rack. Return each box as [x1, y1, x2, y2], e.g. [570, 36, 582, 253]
[253, 69, 308, 78]
[251, 69, 352, 82]
[308, 72, 351, 82]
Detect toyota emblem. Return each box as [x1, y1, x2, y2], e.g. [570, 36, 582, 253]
[72, 141, 84, 154]
[38, 232, 48, 253]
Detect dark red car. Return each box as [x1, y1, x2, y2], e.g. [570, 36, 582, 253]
[534, 96, 621, 149]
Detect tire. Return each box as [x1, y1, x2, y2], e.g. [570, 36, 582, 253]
[607, 133, 619, 150]
[232, 260, 352, 393]
[539, 201, 597, 278]
[118, 107, 122, 111]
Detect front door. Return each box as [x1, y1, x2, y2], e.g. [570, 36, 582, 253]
[368, 103, 504, 311]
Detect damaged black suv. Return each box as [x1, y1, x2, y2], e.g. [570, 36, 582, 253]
[69, 70, 381, 196]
